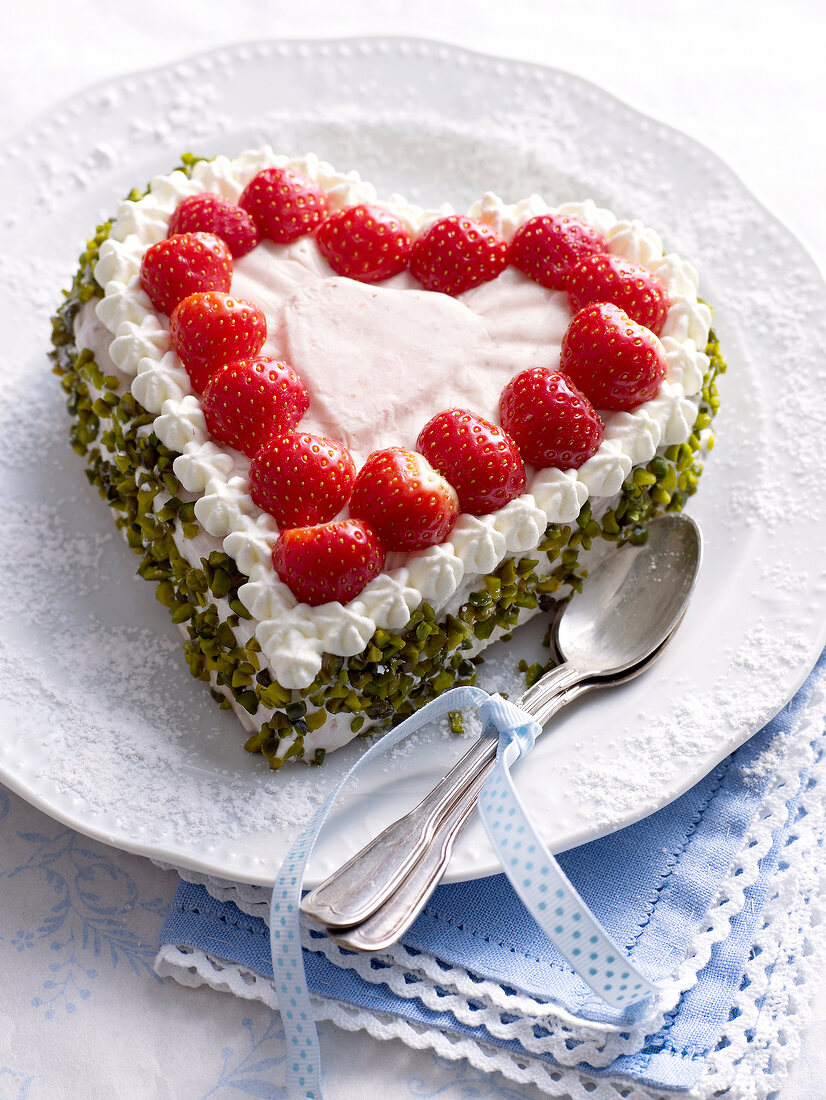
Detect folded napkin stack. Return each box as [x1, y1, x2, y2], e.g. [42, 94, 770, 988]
[156, 651, 826, 1099]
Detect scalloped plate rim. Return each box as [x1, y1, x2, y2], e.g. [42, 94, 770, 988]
[1, 36, 825, 887]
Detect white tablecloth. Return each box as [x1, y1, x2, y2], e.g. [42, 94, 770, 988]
[2, 3, 825, 1097]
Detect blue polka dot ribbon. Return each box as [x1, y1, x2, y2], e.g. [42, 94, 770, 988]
[270, 686, 660, 1099]
[475, 693, 660, 1009]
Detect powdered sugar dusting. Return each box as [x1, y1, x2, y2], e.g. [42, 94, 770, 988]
[560, 615, 814, 834]
[1, 40, 825, 884]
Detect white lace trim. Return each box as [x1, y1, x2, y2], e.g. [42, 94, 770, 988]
[155, 669, 826, 1096]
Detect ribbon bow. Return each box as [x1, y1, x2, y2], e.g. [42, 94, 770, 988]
[269, 685, 661, 1099]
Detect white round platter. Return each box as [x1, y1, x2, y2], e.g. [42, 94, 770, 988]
[1, 37, 825, 887]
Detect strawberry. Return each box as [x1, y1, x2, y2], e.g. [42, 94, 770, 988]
[409, 215, 508, 296]
[416, 409, 526, 515]
[140, 233, 233, 315]
[567, 252, 670, 334]
[509, 214, 608, 290]
[272, 519, 386, 607]
[201, 357, 310, 458]
[239, 166, 329, 244]
[168, 192, 260, 258]
[499, 367, 604, 469]
[560, 303, 667, 412]
[169, 292, 267, 393]
[349, 448, 459, 552]
[250, 432, 356, 528]
[316, 203, 412, 283]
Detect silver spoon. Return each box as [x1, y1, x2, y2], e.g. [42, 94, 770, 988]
[301, 512, 702, 938]
[326, 633, 674, 952]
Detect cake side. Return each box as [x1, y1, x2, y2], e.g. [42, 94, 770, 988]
[51, 152, 725, 767]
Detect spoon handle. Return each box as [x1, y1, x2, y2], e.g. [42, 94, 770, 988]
[327, 677, 591, 951]
[329, 755, 493, 951]
[300, 730, 498, 928]
[300, 662, 582, 930]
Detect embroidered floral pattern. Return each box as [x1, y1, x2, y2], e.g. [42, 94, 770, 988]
[0, 1066, 36, 1100]
[199, 1015, 288, 1099]
[0, 824, 166, 1019]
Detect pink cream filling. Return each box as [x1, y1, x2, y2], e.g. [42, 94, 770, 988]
[230, 238, 572, 466]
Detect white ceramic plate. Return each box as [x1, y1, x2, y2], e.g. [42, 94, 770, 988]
[1, 38, 825, 887]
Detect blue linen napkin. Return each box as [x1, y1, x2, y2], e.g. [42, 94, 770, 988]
[159, 648, 826, 1093]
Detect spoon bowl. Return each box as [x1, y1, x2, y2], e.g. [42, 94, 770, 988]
[520, 512, 702, 720]
[557, 512, 702, 676]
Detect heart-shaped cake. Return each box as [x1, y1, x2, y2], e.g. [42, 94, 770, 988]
[52, 149, 724, 767]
